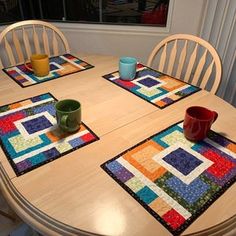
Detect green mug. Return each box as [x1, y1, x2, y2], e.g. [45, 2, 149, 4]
[55, 99, 81, 133]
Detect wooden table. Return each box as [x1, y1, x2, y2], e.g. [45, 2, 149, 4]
[0, 54, 235, 236]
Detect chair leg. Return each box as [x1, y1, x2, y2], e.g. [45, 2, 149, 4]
[0, 209, 16, 221]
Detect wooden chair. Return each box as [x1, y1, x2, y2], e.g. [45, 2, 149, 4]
[0, 20, 70, 68]
[0, 209, 15, 221]
[147, 34, 222, 94]
[0, 190, 16, 221]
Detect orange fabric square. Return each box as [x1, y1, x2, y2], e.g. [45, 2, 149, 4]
[57, 64, 78, 75]
[169, 94, 180, 101]
[20, 100, 32, 106]
[9, 103, 21, 109]
[15, 75, 24, 81]
[22, 81, 33, 86]
[161, 75, 185, 91]
[80, 62, 87, 67]
[149, 197, 172, 216]
[123, 140, 166, 181]
[227, 143, 236, 152]
[155, 100, 166, 107]
[46, 131, 60, 142]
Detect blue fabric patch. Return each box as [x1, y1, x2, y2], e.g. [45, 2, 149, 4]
[166, 176, 210, 204]
[43, 147, 60, 159]
[33, 103, 56, 117]
[22, 116, 53, 134]
[136, 186, 158, 204]
[163, 147, 203, 175]
[28, 153, 46, 165]
[68, 137, 84, 147]
[138, 77, 160, 87]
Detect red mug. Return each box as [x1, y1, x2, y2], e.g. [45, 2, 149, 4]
[183, 106, 218, 142]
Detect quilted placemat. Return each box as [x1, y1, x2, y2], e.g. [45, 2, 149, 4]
[0, 93, 99, 176]
[101, 122, 236, 235]
[3, 54, 94, 88]
[103, 64, 201, 109]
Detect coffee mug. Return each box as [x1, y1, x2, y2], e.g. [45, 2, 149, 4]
[119, 57, 137, 80]
[25, 54, 50, 77]
[55, 99, 81, 133]
[183, 106, 218, 142]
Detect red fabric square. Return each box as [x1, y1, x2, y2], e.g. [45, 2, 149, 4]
[162, 209, 186, 230]
[64, 54, 74, 59]
[7, 70, 18, 75]
[0, 112, 25, 134]
[137, 63, 145, 69]
[117, 79, 136, 88]
[203, 150, 235, 178]
[81, 133, 95, 142]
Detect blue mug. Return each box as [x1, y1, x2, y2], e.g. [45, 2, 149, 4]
[119, 57, 137, 81]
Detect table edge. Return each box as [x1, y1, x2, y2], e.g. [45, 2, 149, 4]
[1, 162, 235, 236]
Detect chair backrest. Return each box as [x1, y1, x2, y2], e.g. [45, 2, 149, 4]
[147, 34, 222, 94]
[0, 20, 70, 68]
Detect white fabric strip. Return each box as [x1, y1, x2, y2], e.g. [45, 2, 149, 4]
[117, 157, 192, 219]
[13, 129, 89, 164]
[151, 84, 190, 102]
[60, 55, 85, 69]
[205, 138, 236, 159]
[14, 111, 57, 139]
[12, 67, 36, 84]
[177, 123, 236, 158]
[0, 98, 54, 117]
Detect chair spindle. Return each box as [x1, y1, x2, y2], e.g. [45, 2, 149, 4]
[159, 43, 167, 72]
[4, 37, 16, 66]
[183, 43, 198, 82]
[33, 25, 41, 54]
[42, 26, 50, 55]
[12, 30, 24, 62]
[167, 39, 177, 75]
[175, 40, 187, 79]
[22, 27, 32, 60]
[191, 49, 208, 85]
[52, 30, 59, 55]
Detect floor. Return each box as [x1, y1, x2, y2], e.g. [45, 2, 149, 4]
[0, 193, 40, 236]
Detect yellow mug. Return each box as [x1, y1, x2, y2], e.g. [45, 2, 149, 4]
[25, 54, 50, 77]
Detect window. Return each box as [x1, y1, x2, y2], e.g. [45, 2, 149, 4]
[0, 0, 169, 27]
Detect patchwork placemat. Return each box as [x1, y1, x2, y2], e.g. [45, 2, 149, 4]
[0, 93, 99, 176]
[3, 54, 94, 88]
[103, 64, 201, 109]
[101, 122, 236, 235]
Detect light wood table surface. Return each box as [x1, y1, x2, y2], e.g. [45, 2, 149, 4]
[0, 54, 235, 236]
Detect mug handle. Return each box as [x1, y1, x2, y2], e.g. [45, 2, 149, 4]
[61, 115, 68, 129]
[212, 111, 218, 122]
[24, 60, 33, 72]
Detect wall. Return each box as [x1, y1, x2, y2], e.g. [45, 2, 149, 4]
[200, 0, 236, 106]
[53, 0, 206, 63]
[0, 0, 206, 64]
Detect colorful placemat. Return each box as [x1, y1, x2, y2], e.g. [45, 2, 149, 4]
[103, 64, 201, 109]
[101, 122, 236, 235]
[3, 54, 94, 88]
[0, 93, 99, 176]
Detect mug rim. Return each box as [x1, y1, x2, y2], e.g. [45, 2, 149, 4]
[186, 106, 214, 121]
[30, 54, 48, 60]
[55, 99, 81, 113]
[120, 56, 137, 64]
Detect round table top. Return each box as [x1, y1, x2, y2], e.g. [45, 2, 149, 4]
[0, 54, 235, 236]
